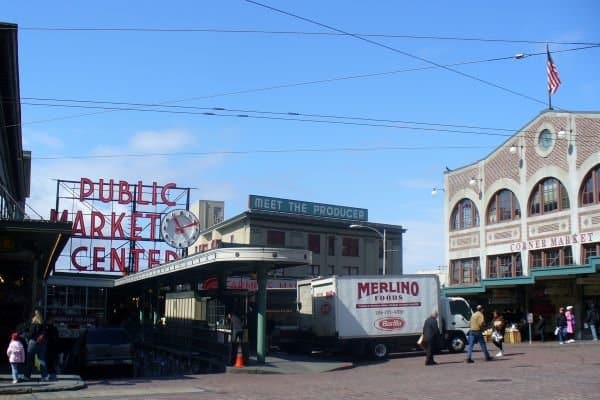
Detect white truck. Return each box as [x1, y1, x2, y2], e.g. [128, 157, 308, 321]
[279, 274, 471, 359]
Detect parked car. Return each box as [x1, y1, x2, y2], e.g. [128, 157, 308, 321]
[72, 327, 134, 375]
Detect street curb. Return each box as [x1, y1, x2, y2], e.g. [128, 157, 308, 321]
[225, 362, 355, 374]
[0, 379, 86, 395]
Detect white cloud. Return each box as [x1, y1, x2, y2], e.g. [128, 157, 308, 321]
[129, 129, 194, 152]
[22, 131, 64, 149]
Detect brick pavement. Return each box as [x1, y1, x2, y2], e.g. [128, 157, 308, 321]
[5, 341, 600, 400]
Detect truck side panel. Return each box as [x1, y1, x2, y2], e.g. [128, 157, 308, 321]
[334, 275, 439, 339]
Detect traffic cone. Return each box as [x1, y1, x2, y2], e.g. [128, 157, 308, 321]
[234, 340, 245, 368]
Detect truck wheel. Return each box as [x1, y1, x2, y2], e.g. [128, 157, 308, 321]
[370, 342, 389, 359]
[448, 334, 466, 353]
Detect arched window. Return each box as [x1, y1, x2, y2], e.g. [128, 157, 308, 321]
[450, 199, 480, 231]
[487, 189, 521, 224]
[528, 178, 570, 216]
[580, 165, 600, 206]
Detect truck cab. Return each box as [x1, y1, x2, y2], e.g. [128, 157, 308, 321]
[440, 296, 472, 352]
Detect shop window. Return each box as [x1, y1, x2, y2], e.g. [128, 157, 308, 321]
[450, 199, 480, 231]
[449, 257, 480, 285]
[267, 230, 285, 247]
[529, 178, 570, 216]
[343, 266, 359, 275]
[582, 243, 600, 265]
[487, 253, 522, 278]
[580, 165, 600, 206]
[342, 237, 359, 257]
[530, 246, 573, 268]
[308, 234, 321, 254]
[310, 265, 320, 276]
[328, 236, 335, 256]
[487, 189, 521, 225]
[328, 265, 335, 275]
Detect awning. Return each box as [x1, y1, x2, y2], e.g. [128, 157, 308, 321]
[0, 219, 72, 279]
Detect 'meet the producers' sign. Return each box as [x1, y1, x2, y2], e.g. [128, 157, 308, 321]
[249, 195, 368, 222]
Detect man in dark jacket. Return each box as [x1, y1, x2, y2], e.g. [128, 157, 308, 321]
[422, 310, 441, 366]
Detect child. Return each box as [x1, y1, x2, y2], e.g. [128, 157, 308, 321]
[7, 332, 25, 384]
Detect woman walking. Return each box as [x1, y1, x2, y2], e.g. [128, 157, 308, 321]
[491, 310, 505, 357]
[565, 306, 576, 343]
[556, 307, 568, 345]
[23, 309, 49, 381]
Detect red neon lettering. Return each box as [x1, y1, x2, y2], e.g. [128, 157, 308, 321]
[90, 211, 105, 238]
[130, 212, 143, 240]
[71, 246, 88, 271]
[72, 211, 86, 236]
[149, 249, 161, 268]
[146, 213, 161, 240]
[130, 248, 145, 273]
[165, 250, 179, 262]
[161, 182, 177, 206]
[110, 248, 126, 273]
[98, 179, 114, 203]
[79, 178, 94, 201]
[92, 247, 105, 271]
[110, 212, 126, 238]
[136, 181, 150, 205]
[49, 209, 69, 222]
[118, 181, 132, 205]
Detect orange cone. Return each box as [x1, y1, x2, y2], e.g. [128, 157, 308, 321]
[234, 340, 245, 368]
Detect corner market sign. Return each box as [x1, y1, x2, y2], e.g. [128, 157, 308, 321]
[249, 195, 368, 222]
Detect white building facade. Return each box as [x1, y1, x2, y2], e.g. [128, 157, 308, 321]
[443, 110, 600, 336]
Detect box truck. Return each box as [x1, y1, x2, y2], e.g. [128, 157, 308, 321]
[276, 275, 471, 359]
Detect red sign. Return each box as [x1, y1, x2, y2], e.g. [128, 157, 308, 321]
[52, 178, 190, 275]
[374, 317, 405, 331]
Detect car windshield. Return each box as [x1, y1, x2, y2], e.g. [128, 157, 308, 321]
[87, 329, 130, 345]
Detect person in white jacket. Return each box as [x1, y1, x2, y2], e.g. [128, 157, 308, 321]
[6, 332, 25, 384]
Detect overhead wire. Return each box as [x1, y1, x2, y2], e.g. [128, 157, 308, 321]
[35, 144, 496, 160]
[243, 0, 551, 106]
[11, 44, 599, 130]
[1, 25, 597, 46]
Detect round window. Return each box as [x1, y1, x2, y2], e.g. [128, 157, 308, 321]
[538, 129, 554, 151]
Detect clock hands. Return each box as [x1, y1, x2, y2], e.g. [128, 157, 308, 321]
[175, 220, 198, 234]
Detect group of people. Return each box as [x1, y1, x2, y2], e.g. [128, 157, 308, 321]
[554, 304, 599, 344]
[421, 303, 600, 366]
[6, 309, 59, 384]
[421, 305, 506, 366]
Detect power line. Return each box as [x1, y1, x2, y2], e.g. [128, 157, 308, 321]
[17, 45, 599, 132]
[13, 44, 598, 129]
[35, 144, 495, 160]
[244, 0, 550, 106]
[2, 25, 598, 46]
[19, 101, 521, 138]
[18, 98, 519, 134]
[22, 101, 600, 144]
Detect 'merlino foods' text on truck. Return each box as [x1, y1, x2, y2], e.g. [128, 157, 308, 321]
[281, 274, 471, 359]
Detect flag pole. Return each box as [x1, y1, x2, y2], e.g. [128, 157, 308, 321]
[548, 90, 552, 110]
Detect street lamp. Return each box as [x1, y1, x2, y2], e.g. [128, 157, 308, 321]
[349, 224, 387, 275]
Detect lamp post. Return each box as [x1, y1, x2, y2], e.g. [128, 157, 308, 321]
[349, 224, 387, 275]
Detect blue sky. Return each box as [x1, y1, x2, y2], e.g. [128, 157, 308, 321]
[5, 1, 600, 272]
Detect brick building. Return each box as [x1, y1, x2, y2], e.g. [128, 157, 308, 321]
[443, 110, 600, 338]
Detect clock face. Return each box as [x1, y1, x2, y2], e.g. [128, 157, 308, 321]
[160, 209, 201, 249]
[538, 129, 554, 151]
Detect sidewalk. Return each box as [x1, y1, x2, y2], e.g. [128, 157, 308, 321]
[0, 374, 85, 395]
[226, 350, 354, 374]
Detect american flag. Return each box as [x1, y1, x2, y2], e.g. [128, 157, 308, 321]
[546, 45, 561, 94]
